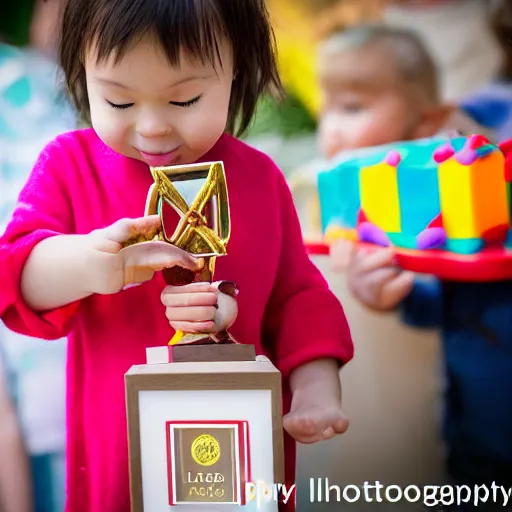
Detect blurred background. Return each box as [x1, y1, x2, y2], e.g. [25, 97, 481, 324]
[0, 0, 510, 510]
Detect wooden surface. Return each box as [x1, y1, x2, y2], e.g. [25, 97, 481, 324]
[171, 343, 256, 362]
[125, 356, 285, 511]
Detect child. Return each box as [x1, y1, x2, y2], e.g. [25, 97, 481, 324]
[316, 23, 454, 160]
[334, 183, 512, 509]
[290, 23, 457, 241]
[0, 0, 354, 511]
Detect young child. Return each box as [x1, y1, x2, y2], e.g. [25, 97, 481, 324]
[0, 0, 354, 510]
[316, 23, 453, 159]
[290, 23, 457, 241]
[333, 174, 512, 509]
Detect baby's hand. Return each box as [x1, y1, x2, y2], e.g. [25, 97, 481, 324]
[161, 281, 238, 333]
[85, 215, 202, 295]
[283, 401, 349, 444]
[332, 239, 414, 311]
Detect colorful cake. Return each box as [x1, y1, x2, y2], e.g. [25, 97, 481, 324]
[318, 134, 512, 256]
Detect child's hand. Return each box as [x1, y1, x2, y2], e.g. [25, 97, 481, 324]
[283, 359, 349, 444]
[331, 239, 414, 311]
[86, 215, 202, 295]
[283, 401, 349, 444]
[161, 281, 238, 333]
[330, 237, 356, 272]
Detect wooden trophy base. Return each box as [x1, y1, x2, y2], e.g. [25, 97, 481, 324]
[125, 347, 285, 511]
[146, 342, 256, 364]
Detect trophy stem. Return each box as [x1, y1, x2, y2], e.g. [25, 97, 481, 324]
[167, 256, 238, 346]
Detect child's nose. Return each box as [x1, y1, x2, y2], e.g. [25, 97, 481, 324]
[137, 112, 172, 138]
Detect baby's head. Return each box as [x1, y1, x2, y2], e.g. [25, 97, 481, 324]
[317, 24, 449, 159]
[58, 0, 282, 167]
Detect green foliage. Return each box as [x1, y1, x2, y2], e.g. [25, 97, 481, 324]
[0, 0, 36, 46]
[245, 91, 317, 139]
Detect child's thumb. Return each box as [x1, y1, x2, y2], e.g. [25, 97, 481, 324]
[102, 215, 161, 244]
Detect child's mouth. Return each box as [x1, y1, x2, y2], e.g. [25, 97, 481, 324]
[138, 148, 180, 167]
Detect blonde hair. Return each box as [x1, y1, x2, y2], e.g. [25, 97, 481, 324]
[320, 24, 440, 104]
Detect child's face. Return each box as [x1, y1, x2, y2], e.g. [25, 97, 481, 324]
[85, 36, 234, 167]
[317, 46, 420, 159]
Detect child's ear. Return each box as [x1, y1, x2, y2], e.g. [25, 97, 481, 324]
[412, 104, 456, 139]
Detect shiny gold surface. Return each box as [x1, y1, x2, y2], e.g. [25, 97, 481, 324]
[171, 426, 239, 504]
[146, 161, 230, 260]
[139, 161, 237, 346]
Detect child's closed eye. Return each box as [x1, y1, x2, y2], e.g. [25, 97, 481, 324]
[343, 104, 364, 113]
[170, 95, 202, 108]
[106, 95, 202, 110]
[107, 100, 134, 110]
[339, 99, 365, 114]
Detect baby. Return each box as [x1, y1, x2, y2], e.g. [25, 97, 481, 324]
[291, 23, 463, 240]
[317, 23, 451, 159]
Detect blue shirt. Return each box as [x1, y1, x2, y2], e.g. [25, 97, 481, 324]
[460, 82, 512, 144]
[401, 278, 512, 483]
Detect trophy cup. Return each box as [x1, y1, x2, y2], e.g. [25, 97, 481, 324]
[124, 162, 285, 511]
[122, 161, 238, 348]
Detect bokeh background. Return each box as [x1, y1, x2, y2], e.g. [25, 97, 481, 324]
[1, 0, 509, 510]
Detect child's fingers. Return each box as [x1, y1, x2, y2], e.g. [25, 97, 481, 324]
[349, 266, 399, 301]
[321, 426, 336, 440]
[380, 270, 415, 308]
[122, 242, 201, 272]
[316, 408, 349, 436]
[330, 238, 356, 270]
[353, 246, 396, 273]
[333, 414, 350, 434]
[165, 306, 217, 322]
[161, 290, 218, 308]
[348, 264, 403, 310]
[162, 282, 216, 294]
[282, 414, 318, 443]
[363, 266, 401, 289]
[101, 215, 161, 243]
[169, 320, 215, 333]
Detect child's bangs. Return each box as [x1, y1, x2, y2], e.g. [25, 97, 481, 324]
[88, 0, 226, 67]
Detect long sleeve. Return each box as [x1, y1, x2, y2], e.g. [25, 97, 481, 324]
[0, 138, 79, 339]
[262, 169, 353, 378]
[399, 277, 443, 329]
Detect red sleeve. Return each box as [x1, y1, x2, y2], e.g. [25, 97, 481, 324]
[0, 138, 80, 339]
[262, 167, 354, 378]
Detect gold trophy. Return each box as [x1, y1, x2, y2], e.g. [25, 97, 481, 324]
[123, 165, 285, 511]
[122, 161, 238, 346]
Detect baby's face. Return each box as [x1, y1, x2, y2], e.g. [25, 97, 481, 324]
[317, 46, 418, 159]
[84, 35, 234, 167]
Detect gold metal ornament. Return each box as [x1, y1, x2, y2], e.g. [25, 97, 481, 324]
[123, 161, 237, 346]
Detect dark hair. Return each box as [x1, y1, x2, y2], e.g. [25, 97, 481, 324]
[489, 0, 512, 80]
[58, 0, 283, 136]
[321, 24, 440, 104]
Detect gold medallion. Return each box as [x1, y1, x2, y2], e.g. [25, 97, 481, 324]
[191, 434, 221, 466]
